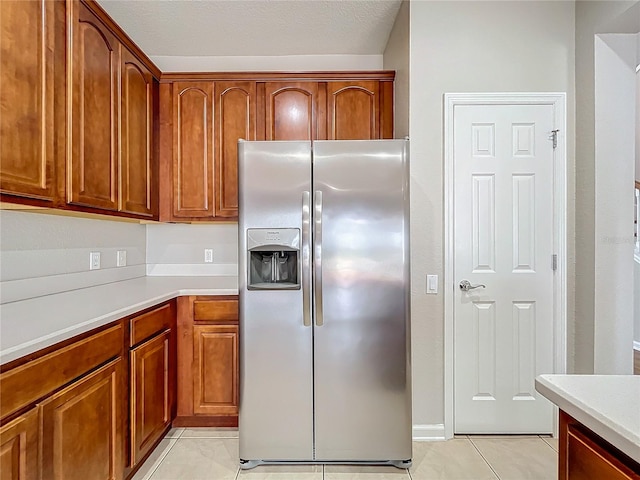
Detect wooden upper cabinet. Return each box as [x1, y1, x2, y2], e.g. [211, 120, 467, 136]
[172, 82, 214, 219]
[0, 408, 39, 480]
[264, 82, 320, 141]
[160, 73, 393, 222]
[0, 0, 59, 202]
[327, 81, 380, 140]
[68, 1, 119, 211]
[215, 82, 256, 218]
[120, 49, 154, 217]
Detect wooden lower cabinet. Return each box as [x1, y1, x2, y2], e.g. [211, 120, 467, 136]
[0, 300, 180, 480]
[560, 411, 640, 480]
[175, 295, 239, 426]
[0, 408, 38, 480]
[193, 325, 239, 416]
[130, 330, 171, 466]
[40, 358, 124, 480]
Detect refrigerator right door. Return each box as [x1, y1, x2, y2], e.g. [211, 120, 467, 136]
[312, 140, 412, 461]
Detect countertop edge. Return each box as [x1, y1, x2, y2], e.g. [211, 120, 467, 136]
[0, 280, 238, 366]
[535, 376, 640, 465]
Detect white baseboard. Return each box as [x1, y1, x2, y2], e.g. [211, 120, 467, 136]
[412, 424, 446, 441]
[634, 341, 640, 351]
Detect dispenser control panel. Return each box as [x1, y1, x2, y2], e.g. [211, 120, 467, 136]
[247, 228, 300, 290]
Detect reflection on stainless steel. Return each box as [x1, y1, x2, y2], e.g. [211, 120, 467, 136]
[314, 190, 324, 327]
[239, 140, 411, 468]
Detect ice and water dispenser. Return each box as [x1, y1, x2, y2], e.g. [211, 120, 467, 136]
[247, 229, 300, 290]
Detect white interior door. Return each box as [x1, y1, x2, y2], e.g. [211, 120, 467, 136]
[453, 103, 555, 434]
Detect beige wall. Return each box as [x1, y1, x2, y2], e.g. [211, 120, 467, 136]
[575, 0, 639, 373]
[0, 210, 146, 302]
[408, 0, 575, 428]
[383, 0, 409, 138]
[146, 223, 237, 276]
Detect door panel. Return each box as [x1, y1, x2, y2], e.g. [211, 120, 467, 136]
[120, 49, 153, 216]
[312, 140, 411, 461]
[192, 325, 238, 415]
[40, 359, 123, 480]
[172, 82, 214, 218]
[264, 83, 317, 140]
[68, 2, 119, 210]
[238, 141, 313, 461]
[454, 104, 555, 433]
[214, 82, 256, 218]
[0, 408, 39, 480]
[130, 331, 170, 466]
[0, 0, 56, 201]
[326, 81, 379, 140]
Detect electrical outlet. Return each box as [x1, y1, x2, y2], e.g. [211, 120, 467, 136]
[89, 252, 101, 270]
[204, 248, 213, 263]
[426, 274, 438, 294]
[117, 250, 127, 267]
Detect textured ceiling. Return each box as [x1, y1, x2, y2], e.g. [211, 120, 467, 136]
[96, 0, 403, 57]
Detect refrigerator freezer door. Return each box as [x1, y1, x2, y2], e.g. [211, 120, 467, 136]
[312, 140, 412, 461]
[238, 141, 314, 461]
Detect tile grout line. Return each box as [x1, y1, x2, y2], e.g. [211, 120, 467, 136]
[407, 466, 414, 480]
[539, 435, 559, 453]
[468, 437, 502, 480]
[145, 436, 180, 480]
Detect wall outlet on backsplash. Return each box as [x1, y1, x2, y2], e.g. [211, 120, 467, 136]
[204, 248, 214, 263]
[117, 250, 127, 267]
[89, 252, 101, 270]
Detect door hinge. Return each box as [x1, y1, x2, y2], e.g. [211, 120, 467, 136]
[550, 130, 559, 149]
[552, 254, 558, 271]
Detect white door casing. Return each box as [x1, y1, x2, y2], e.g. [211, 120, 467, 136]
[444, 94, 567, 436]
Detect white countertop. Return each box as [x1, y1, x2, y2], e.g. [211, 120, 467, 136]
[535, 374, 640, 464]
[0, 276, 238, 365]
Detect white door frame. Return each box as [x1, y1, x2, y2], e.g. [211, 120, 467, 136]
[443, 93, 567, 439]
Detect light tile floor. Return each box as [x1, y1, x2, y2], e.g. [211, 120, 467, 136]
[132, 429, 558, 480]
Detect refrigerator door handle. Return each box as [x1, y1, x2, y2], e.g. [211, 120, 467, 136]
[302, 191, 311, 327]
[314, 190, 324, 326]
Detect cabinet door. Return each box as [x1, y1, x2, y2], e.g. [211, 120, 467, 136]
[0, 408, 38, 480]
[120, 48, 154, 217]
[130, 331, 170, 466]
[326, 81, 380, 140]
[264, 82, 318, 141]
[193, 325, 238, 415]
[215, 82, 256, 218]
[40, 358, 123, 480]
[0, 0, 57, 202]
[68, 1, 119, 210]
[172, 82, 214, 218]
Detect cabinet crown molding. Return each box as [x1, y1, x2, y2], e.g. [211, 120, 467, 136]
[160, 71, 396, 83]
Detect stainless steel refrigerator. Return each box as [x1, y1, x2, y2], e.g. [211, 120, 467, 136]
[238, 139, 411, 469]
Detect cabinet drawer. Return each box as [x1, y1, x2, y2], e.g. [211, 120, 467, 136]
[567, 425, 640, 479]
[193, 300, 238, 323]
[0, 324, 123, 420]
[130, 302, 174, 346]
